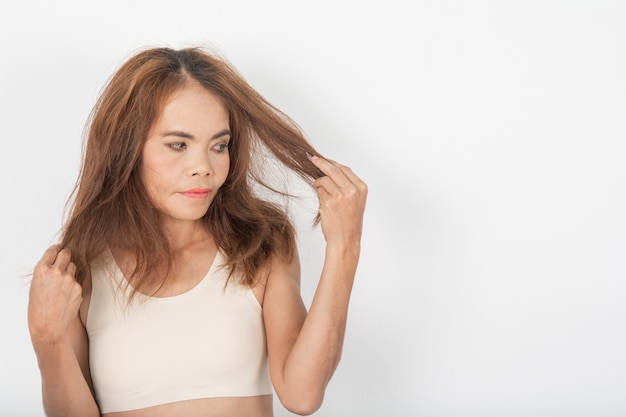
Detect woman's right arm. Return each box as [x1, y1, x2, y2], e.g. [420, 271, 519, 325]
[28, 246, 100, 417]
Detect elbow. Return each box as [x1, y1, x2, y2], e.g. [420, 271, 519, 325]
[280, 390, 324, 416]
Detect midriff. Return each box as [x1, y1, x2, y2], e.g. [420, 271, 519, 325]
[104, 394, 273, 417]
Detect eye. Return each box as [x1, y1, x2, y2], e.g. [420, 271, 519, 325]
[168, 142, 186, 151]
[214, 142, 229, 153]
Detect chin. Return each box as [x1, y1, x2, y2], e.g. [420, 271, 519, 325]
[162, 209, 210, 223]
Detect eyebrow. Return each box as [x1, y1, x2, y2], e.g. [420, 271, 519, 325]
[162, 129, 232, 140]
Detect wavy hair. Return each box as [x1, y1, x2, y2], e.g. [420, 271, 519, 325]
[60, 47, 323, 297]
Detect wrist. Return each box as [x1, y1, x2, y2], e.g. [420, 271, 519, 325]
[325, 241, 361, 265]
[327, 241, 360, 255]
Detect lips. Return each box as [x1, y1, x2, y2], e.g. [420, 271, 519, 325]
[178, 188, 212, 199]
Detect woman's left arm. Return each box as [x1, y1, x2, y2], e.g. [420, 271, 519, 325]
[263, 156, 367, 415]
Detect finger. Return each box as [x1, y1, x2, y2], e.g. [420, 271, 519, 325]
[313, 175, 341, 197]
[310, 156, 353, 188]
[313, 157, 367, 196]
[66, 262, 77, 277]
[315, 185, 332, 205]
[335, 164, 367, 191]
[52, 249, 72, 270]
[38, 245, 61, 266]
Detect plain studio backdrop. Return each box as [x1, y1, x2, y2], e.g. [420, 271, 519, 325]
[1, 1, 625, 416]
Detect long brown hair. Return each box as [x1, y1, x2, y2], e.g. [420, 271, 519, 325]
[60, 47, 323, 297]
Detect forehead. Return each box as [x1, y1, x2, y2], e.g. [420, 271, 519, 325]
[153, 81, 229, 129]
[164, 81, 226, 111]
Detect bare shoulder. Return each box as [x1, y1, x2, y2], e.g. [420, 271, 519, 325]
[263, 250, 302, 304]
[249, 250, 300, 307]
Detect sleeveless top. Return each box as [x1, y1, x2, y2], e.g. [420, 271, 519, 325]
[85, 250, 273, 413]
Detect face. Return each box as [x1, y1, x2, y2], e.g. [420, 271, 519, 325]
[140, 81, 231, 227]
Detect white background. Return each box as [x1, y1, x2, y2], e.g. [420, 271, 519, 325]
[1, 1, 625, 416]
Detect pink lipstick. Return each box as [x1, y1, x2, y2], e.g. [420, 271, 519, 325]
[179, 188, 211, 199]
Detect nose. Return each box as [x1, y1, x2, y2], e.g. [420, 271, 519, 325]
[189, 149, 213, 177]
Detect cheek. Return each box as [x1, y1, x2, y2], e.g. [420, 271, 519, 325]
[139, 159, 172, 202]
[139, 170, 162, 206]
[142, 150, 177, 181]
[216, 156, 231, 182]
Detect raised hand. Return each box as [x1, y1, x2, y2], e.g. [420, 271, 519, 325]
[310, 156, 368, 248]
[28, 246, 83, 347]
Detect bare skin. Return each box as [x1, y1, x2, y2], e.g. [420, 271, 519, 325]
[29, 155, 365, 417]
[28, 82, 367, 417]
[93, 228, 276, 417]
[103, 396, 273, 417]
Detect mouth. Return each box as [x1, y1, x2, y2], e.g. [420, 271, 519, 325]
[178, 188, 212, 199]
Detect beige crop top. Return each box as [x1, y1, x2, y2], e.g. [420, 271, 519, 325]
[85, 250, 272, 413]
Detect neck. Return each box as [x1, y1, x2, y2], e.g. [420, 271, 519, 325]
[161, 219, 212, 253]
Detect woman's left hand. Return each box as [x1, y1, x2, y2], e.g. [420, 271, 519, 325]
[310, 156, 368, 248]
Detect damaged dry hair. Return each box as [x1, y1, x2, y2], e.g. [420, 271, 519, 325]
[60, 46, 324, 299]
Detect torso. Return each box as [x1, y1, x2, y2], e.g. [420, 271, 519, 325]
[103, 395, 273, 417]
[80, 237, 272, 417]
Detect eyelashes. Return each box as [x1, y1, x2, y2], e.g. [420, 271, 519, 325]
[168, 142, 187, 151]
[167, 142, 229, 153]
[216, 143, 231, 153]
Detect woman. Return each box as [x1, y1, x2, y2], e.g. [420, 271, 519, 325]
[27, 47, 367, 417]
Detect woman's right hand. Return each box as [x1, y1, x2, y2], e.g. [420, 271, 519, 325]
[28, 245, 83, 348]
